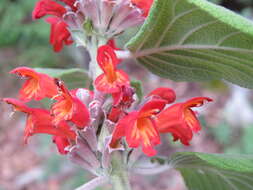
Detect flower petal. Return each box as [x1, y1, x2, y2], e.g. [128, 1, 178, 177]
[52, 136, 71, 155]
[147, 87, 176, 104]
[110, 112, 138, 148]
[97, 45, 119, 72]
[131, 0, 154, 17]
[10, 67, 57, 101]
[3, 98, 76, 143]
[94, 70, 129, 93]
[46, 17, 73, 52]
[32, 0, 66, 19]
[126, 117, 160, 156]
[52, 80, 90, 128]
[156, 97, 212, 145]
[139, 99, 167, 118]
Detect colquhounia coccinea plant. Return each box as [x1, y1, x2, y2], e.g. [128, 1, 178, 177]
[2, 0, 213, 189]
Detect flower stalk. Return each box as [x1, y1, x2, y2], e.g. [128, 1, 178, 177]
[110, 152, 132, 190]
[88, 35, 107, 81]
[75, 176, 108, 190]
[87, 35, 131, 190]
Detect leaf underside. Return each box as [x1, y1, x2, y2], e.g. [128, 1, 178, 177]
[169, 152, 253, 190]
[126, 0, 253, 88]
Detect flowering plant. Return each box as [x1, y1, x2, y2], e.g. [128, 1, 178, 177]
[3, 0, 253, 189]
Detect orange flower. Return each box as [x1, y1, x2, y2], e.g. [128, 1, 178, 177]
[156, 97, 212, 145]
[3, 98, 76, 144]
[10, 67, 58, 101]
[95, 45, 129, 93]
[110, 99, 167, 156]
[51, 80, 90, 128]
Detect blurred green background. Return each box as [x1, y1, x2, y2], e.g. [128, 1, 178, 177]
[1, 0, 253, 190]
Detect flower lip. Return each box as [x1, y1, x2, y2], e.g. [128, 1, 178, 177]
[131, 0, 154, 17]
[52, 79, 90, 128]
[10, 66, 38, 77]
[183, 97, 213, 108]
[156, 96, 212, 145]
[95, 45, 130, 93]
[147, 87, 176, 104]
[3, 98, 31, 113]
[97, 45, 119, 73]
[10, 67, 58, 101]
[52, 135, 71, 155]
[110, 99, 166, 156]
[46, 17, 73, 52]
[95, 70, 130, 93]
[32, 0, 67, 19]
[3, 98, 76, 144]
[139, 99, 167, 118]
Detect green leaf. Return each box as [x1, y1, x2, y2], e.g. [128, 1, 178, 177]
[126, 0, 253, 88]
[241, 125, 253, 154]
[130, 80, 143, 102]
[34, 68, 91, 89]
[169, 152, 253, 190]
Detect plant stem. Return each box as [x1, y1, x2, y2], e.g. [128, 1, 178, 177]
[86, 36, 132, 190]
[75, 176, 108, 190]
[110, 152, 132, 190]
[88, 36, 107, 81]
[115, 50, 133, 60]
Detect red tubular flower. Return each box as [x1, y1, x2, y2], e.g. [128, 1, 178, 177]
[107, 107, 123, 123]
[3, 98, 76, 144]
[147, 87, 176, 104]
[32, 0, 73, 52]
[112, 85, 135, 107]
[51, 80, 90, 128]
[10, 67, 58, 101]
[32, 0, 67, 19]
[110, 99, 167, 156]
[107, 39, 120, 50]
[156, 97, 212, 145]
[46, 17, 73, 52]
[52, 136, 71, 155]
[131, 0, 154, 17]
[95, 45, 129, 93]
[59, 0, 77, 11]
[108, 85, 135, 122]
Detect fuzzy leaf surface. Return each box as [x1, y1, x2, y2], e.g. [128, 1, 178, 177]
[127, 0, 253, 88]
[154, 152, 253, 190]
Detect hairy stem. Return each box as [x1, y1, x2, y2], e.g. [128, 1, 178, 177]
[115, 50, 133, 60]
[133, 165, 172, 175]
[111, 152, 132, 190]
[88, 36, 107, 81]
[86, 36, 132, 190]
[75, 176, 108, 190]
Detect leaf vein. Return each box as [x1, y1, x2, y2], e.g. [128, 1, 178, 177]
[154, 8, 200, 48]
[178, 20, 219, 45]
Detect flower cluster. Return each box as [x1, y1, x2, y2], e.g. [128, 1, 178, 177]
[32, 0, 153, 52]
[3, 67, 91, 154]
[3, 1, 213, 183]
[94, 45, 212, 156]
[3, 44, 212, 157]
